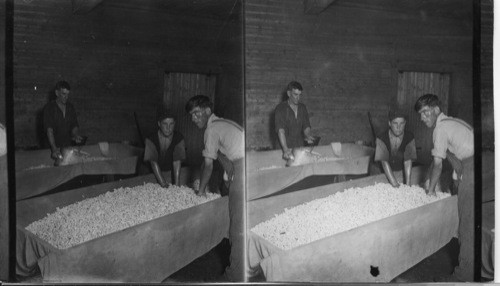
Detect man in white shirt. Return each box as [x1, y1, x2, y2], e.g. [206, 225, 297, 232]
[415, 94, 474, 282]
[185, 95, 245, 282]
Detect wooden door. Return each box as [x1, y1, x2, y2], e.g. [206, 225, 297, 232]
[397, 72, 450, 165]
[164, 72, 217, 167]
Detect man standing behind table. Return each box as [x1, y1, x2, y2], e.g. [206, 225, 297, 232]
[43, 81, 83, 160]
[143, 107, 186, 187]
[274, 81, 315, 160]
[374, 107, 417, 187]
[185, 95, 245, 282]
[414, 94, 474, 282]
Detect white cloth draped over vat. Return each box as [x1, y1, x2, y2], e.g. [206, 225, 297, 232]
[15, 143, 143, 200]
[246, 143, 373, 201]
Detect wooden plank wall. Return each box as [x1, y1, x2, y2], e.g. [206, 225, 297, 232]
[245, 0, 473, 150]
[13, 1, 242, 149]
[164, 72, 216, 167]
[0, 155, 9, 281]
[480, 0, 493, 150]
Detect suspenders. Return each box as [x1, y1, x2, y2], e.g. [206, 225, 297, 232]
[211, 118, 243, 182]
[212, 118, 243, 132]
[441, 117, 473, 131]
[440, 116, 473, 183]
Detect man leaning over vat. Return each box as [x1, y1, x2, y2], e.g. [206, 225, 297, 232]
[374, 107, 417, 188]
[185, 95, 245, 282]
[143, 107, 186, 187]
[415, 94, 474, 282]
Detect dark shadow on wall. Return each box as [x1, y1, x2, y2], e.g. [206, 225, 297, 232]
[266, 87, 290, 151]
[35, 88, 56, 149]
[280, 87, 288, 102]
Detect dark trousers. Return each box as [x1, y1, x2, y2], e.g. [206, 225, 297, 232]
[453, 157, 474, 281]
[223, 158, 245, 282]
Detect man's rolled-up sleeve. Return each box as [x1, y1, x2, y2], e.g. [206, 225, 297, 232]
[43, 105, 54, 131]
[68, 104, 79, 131]
[431, 128, 448, 159]
[143, 139, 158, 162]
[302, 105, 311, 130]
[374, 138, 390, 162]
[173, 139, 186, 161]
[404, 139, 417, 161]
[274, 105, 286, 133]
[202, 129, 219, 160]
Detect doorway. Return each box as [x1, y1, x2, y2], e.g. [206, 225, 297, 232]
[163, 72, 217, 167]
[397, 71, 450, 165]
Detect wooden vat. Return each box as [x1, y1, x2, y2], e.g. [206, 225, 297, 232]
[247, 167, 459, 282]
[16, 168, 229, 282]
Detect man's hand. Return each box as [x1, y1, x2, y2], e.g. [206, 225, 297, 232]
[283, 148, 294, 160]
[51, 149, 62, 160]
[305, 135, 315, 144]
[72, 135, 83, 144]
[423, 179, 437, 196]
[196, 190, 207, 197]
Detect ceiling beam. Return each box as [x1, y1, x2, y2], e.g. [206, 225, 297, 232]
[304, 0, 337, 15]
[72, 0, 104, 15]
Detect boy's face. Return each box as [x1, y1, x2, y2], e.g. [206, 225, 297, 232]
[158, 118, 175, 137]
[389, 117, 406, 137]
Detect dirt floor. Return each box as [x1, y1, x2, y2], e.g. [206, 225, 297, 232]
[162, 238, 231, 283]
[391, 238, 459, 283]
[164, 236, 486, 283]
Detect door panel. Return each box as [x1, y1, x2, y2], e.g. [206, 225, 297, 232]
[397, 72, 450, 165]
[164, 72, 217, 167]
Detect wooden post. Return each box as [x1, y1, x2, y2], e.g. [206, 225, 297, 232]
[0, 0, 14, 281]
[0, 155, 10, 281]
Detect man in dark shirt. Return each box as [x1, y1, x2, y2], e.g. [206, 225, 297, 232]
[374, 108, 417, 187]
[43, 81, 83, 160]
[143, 108, 186, 186]
[274, 81, 315, 160]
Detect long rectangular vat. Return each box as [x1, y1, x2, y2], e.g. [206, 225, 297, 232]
[247, 167, 459, 282]
[16, 168, 229, 282]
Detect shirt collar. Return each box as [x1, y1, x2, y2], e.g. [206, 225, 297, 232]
[388, 129, 403, 141]
[157, 130, 173, 140]
[436, 112, 447, 125]
[207, 113, 219, 126]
